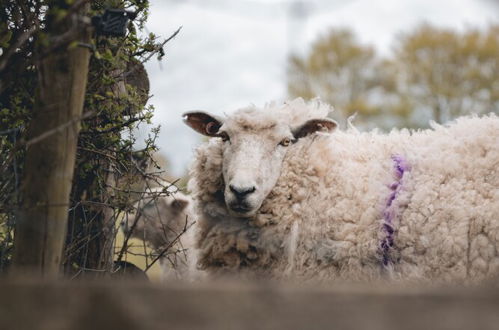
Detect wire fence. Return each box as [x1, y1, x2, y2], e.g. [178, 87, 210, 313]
[0, 124, 192, 280]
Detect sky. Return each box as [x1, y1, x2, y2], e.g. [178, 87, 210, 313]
[140, 0, 498, 177]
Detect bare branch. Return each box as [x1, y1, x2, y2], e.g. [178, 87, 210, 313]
[79, 115, 149, 135]
[123, 26, 182, 78]
[0, 25, 38, 74]
[25, 111, 94, 147]
[144, 215, 194, 272]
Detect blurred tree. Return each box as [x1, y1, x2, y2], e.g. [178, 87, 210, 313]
[392, 24, 499, 124]
[287, 29, 405, 128]
[288, 25, 499, 129]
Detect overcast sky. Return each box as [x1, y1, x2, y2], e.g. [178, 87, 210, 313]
[141, 0, 498, 177]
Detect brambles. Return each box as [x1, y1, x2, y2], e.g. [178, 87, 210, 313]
[0, 0, 180, 277]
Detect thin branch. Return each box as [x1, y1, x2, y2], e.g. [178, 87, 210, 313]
[26, 111, 94, 147]
[80, 115, 148, 135]
[144, 215, 193, 272]
[0, 25, 38, 74]
[115, 194, 160, 264]
[123, 26, 182, 78]
[159, 26, 183, 48]
[0, 0, 90, 77]
[77, 146, 118, 161]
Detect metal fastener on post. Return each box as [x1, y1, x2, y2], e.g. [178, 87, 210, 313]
[91, 9, 137, 37]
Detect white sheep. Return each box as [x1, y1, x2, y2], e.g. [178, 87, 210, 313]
[183, 98, 499, 283]
[121, 186, 200, 281]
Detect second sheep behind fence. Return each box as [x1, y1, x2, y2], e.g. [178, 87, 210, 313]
[121, 185, 201, 281]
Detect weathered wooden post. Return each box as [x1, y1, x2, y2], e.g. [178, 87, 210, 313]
[12, 2, 92, 277]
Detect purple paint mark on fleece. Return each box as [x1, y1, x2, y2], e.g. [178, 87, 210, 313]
[380, 155, 410, 267]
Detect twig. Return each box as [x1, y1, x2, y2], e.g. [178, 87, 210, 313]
[159, 26, 183, 49]
[26, 111, 94, 147]
[79, 115, 148, 135]
[78, 146, 118, 161]
[123, 26, 182, 78]
[116, 200, 149, 263]
[0, 25, 38, 74]
[144, 215, 194, 272]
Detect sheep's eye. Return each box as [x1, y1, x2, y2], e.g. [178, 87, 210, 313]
[279, 138, 292, 147]
[219, 132, 230, 142]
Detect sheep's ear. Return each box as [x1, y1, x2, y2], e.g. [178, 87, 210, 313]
[183, 111, 223, 137]
[293, 118, 337, 139]
[171, 199, 189, 212]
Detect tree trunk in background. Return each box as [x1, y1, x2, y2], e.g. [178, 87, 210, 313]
[64, 61, 150, 277]
[81, 71, 126, 274]
[12, 4, 91, 277]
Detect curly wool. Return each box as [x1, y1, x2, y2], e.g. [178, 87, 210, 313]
[188, 100, 499, 283]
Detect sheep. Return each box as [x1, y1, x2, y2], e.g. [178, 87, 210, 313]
[183, 98, 499, 283]
[121, 185, 200, 281]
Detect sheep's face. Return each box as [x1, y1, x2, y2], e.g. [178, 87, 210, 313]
[184, 110, 336, 217]
[121, 194, 190, 250]
[220, 123, 292, 217]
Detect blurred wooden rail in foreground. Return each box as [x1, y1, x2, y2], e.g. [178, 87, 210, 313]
[2, 281, 499, 330]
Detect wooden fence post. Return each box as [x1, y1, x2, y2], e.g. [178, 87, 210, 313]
[12, 3, 92, 277]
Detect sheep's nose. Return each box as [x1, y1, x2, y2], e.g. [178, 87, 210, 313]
[229, 185, 256, 199]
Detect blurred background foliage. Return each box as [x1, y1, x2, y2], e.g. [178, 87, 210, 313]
[288, 24, 499, 129]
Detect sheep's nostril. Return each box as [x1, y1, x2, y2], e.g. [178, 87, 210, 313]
[229, 185, 256, 199]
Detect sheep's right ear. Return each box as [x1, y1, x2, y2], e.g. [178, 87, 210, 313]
[183, 111, 224, 137]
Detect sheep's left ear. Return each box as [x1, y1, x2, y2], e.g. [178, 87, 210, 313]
[293, 118, 337, 139]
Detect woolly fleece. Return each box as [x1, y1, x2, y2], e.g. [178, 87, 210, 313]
[188, 99, 499, 283]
